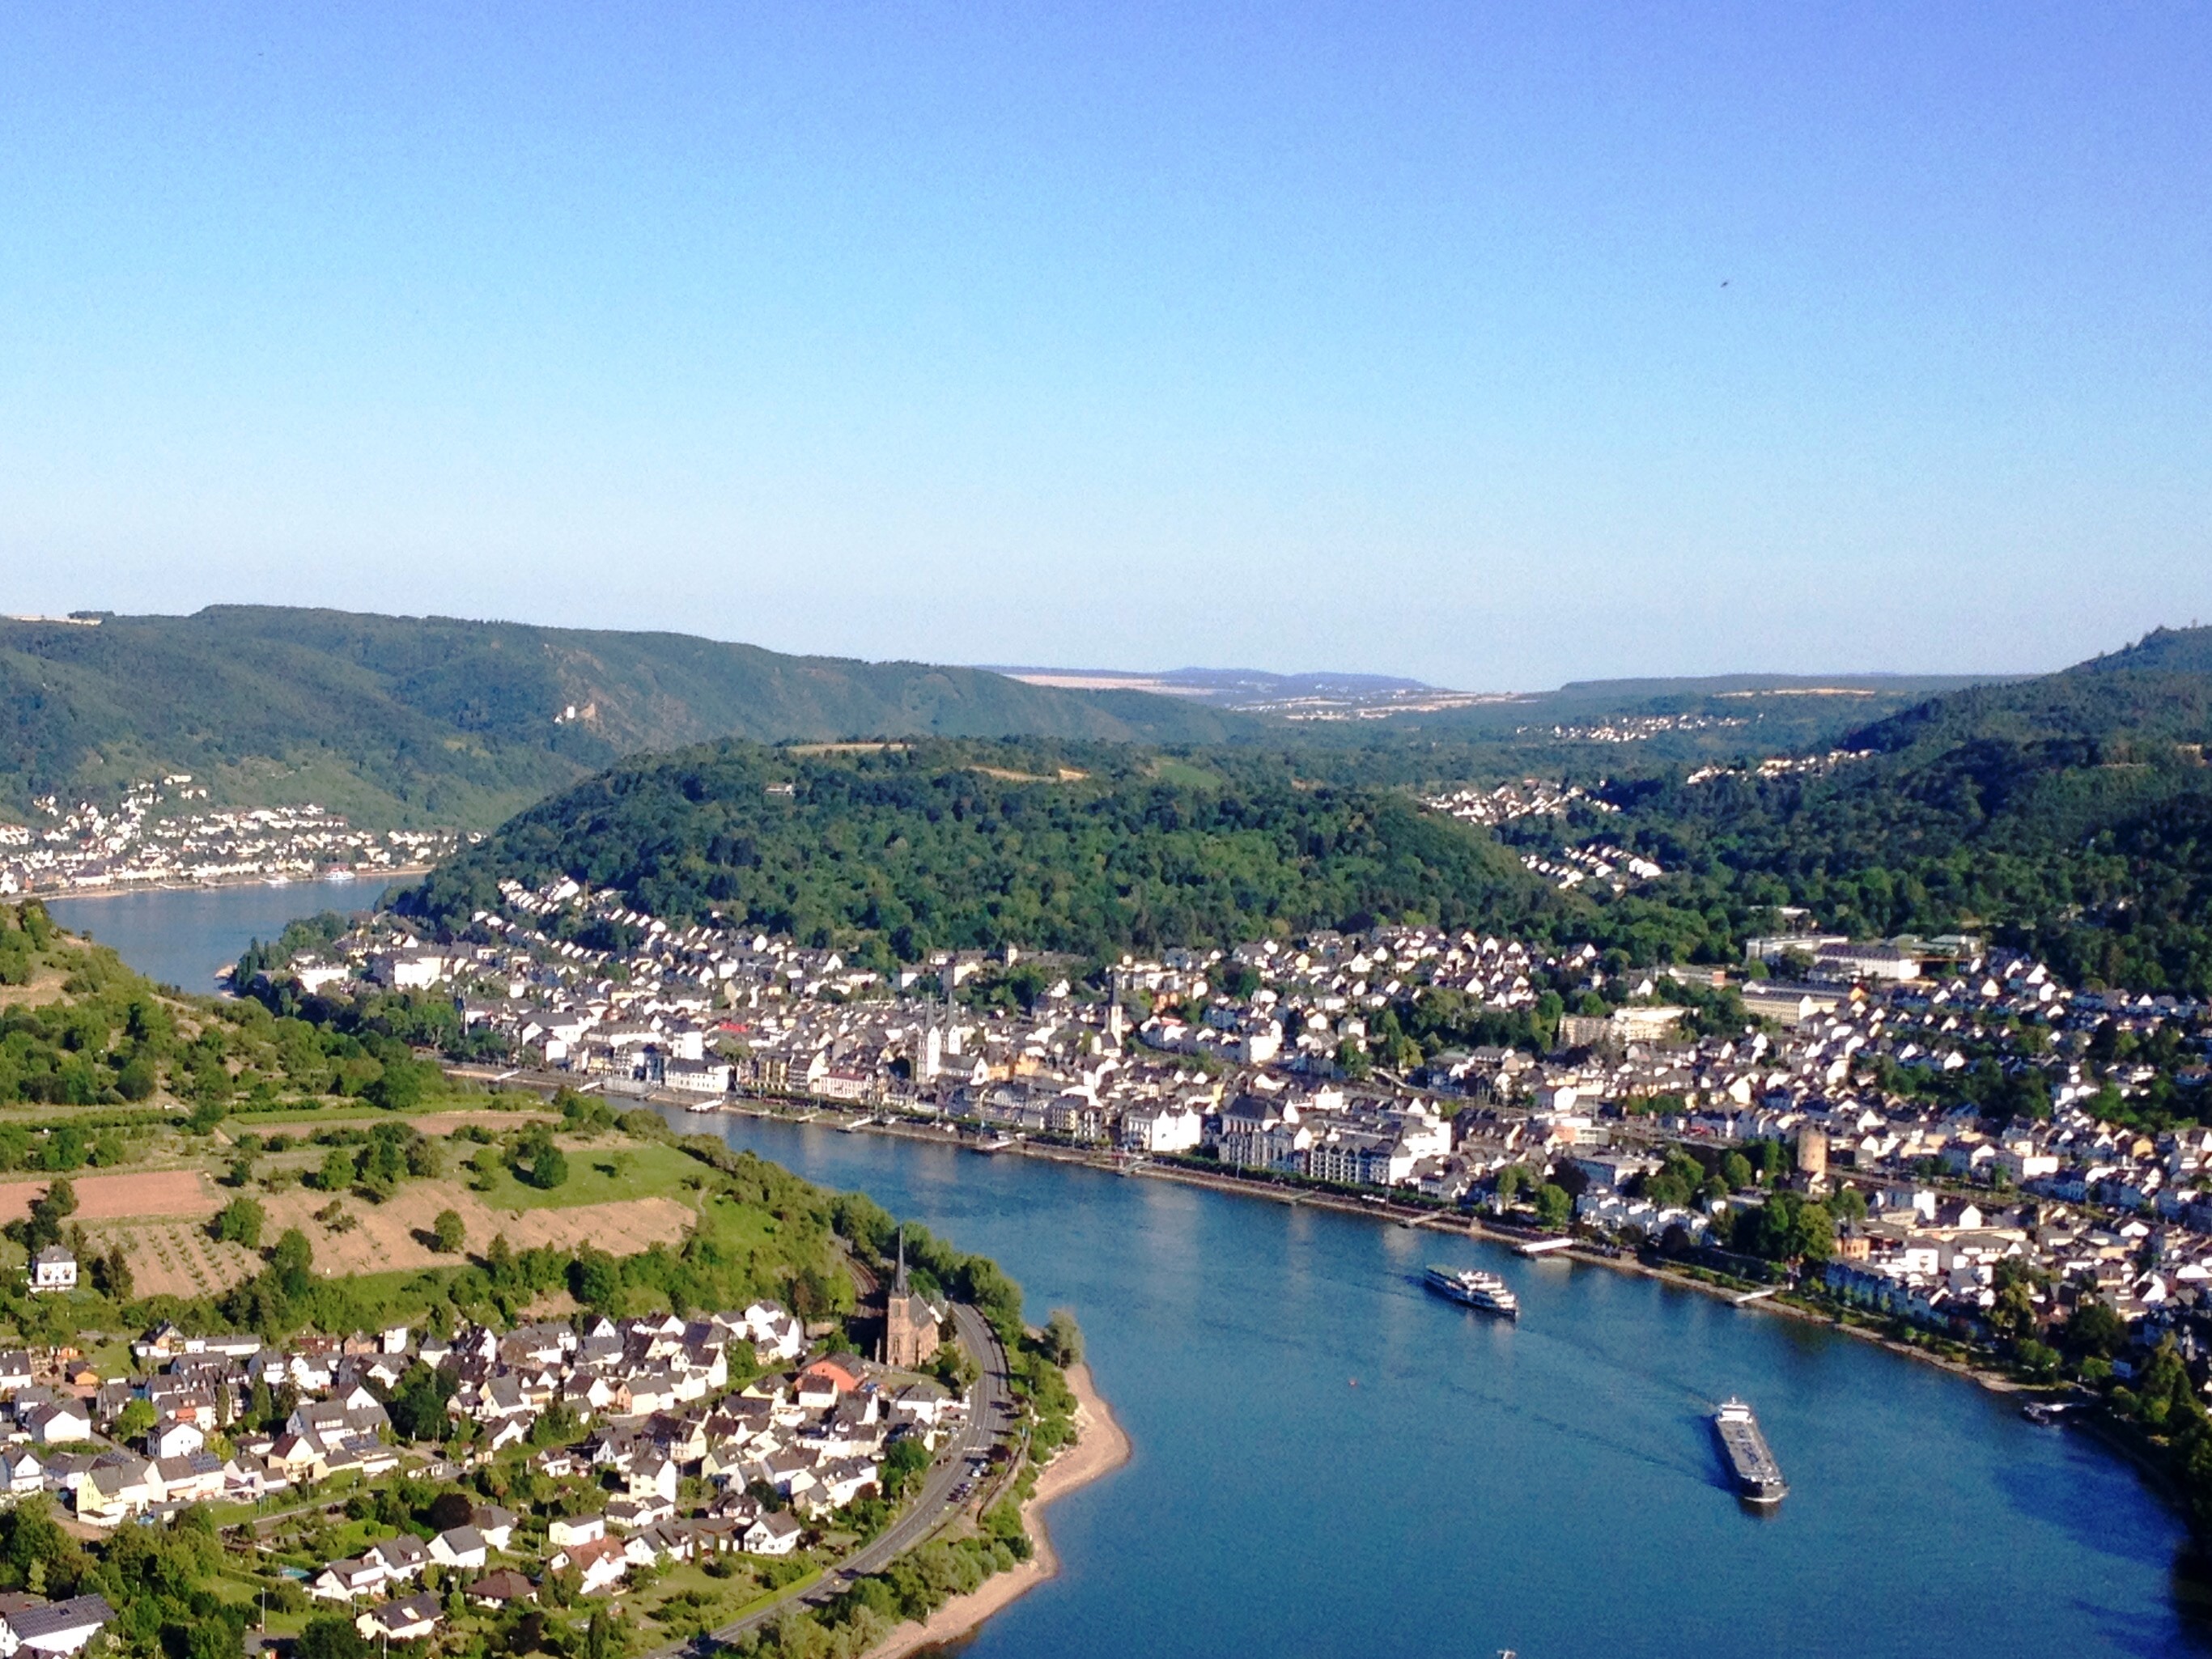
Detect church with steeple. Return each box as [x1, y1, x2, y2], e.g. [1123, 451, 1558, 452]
[880, 1228, 943, 1369]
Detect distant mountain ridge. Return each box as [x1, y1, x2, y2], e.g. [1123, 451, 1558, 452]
[0, 606, 1254, 828]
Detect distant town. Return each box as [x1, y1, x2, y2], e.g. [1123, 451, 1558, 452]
[255, 876, 2212, 1373]
[0, 778, 461, 897]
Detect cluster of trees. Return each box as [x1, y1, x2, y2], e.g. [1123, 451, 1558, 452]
[0, 1496, 240, 1659]
[510, 1123, 570, 1190]
[0, 906, 173, 1105]
[233, 910, 354, 987]
[0, 1120, 128, 1173]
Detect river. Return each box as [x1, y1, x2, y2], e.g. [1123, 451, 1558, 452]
[48, 885, 2212, 1657]
[661, 1110, 2212, 1659]
[45, 876, 396, 992]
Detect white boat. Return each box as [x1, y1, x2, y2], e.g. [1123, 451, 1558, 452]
[1423, 1265, 1520, 1318]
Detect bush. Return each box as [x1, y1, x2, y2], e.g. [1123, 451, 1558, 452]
[212, 1195, 265, 1250]
[431, 1209, 465, 1254]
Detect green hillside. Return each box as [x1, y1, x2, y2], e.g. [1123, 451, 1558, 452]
[405, 738, 1556, 961]
[1577, 629, 2212, 993]
[0, 607, 1255, 828]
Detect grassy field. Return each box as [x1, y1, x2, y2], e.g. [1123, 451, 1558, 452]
[691, 1191, 783, 1258]
[464, 1135, 708, 1211]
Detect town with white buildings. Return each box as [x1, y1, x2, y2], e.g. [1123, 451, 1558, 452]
[0, 1291, 973, 1652]
[253, 875, 2212, 1373]
[0, 779, 459, 897]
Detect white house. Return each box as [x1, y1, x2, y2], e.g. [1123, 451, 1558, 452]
[0, 1595, 117, 1658]
[742, 1513, 803, 1557]
[24, 1401, 91, 1445]
[146, 1417, 204, 1460]
[548, 1538, 628, 1596]
[28, 1249, 75, 1295]
[547, 1514, 604, 1547]
[428, 1525, 488, 1570]
[355, 1593, 441, 1644]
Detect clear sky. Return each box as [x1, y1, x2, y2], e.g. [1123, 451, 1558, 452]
[3, 3, 2208, 689]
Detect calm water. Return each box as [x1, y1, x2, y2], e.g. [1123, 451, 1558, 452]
[669, 1110, 2210, 1659]
[47, 877, 390, 991]
[50, 885, 2210, 1657]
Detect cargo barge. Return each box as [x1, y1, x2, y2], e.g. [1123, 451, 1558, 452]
[1711, 1397, 1787, 1504]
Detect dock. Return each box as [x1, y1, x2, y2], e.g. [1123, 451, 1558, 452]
[1516, 1237, 1575, 1258]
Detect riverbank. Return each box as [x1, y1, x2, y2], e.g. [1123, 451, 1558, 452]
[863, 1363, 1131, 1659]
[29, 865, 429, 902]
[679, 1099, 2048, 1402]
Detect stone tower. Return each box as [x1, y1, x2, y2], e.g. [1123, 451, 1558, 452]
[1795, 1124, 1830, 1191]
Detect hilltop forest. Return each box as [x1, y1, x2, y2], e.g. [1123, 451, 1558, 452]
[405, 740, 1560, 961]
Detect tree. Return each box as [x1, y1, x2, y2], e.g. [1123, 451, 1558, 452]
[2065, 1298, 2128, 1360]
[92, 1244, 132, 1302]
[387, 1364, 456, 1442]
[1534, 1183, 1573, 1230]
[1720, 1152, 1756, 1191]
[431, 1209, 465, 1254]
[213, 1196, 265, 1250]
[512, 1127, 569, 1190]
[297, 1615, 368, 1659]
[1038, 1310, 1083, 1368]
[19, 1180, 76, 1253]
[569, 1248, 619, 1310]
[116, 1398, 158, 1441]
[318, 1147, 355, 1193]
[269, 1228, 315, 1300]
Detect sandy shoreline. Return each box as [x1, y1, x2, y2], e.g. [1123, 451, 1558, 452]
[863, 1362, 1131, 1659]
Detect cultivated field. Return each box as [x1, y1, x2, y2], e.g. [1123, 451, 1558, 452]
[0, 1169, 219, 1224]
[93, 1180, 697, 1299]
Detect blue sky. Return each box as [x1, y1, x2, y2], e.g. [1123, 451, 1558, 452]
[2, 3, 2208, 689]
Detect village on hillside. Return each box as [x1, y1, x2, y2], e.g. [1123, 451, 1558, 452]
[0, 779, 459, 897]
[0, 1279, 995, 1657]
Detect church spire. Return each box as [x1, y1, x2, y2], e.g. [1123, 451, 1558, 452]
[894, 1225, 908, 1296]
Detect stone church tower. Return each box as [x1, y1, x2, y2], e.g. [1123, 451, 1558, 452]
[881, 1228, 942, 1369]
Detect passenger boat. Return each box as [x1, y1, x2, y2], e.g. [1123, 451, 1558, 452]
[1422, 1265, 1520, 1318]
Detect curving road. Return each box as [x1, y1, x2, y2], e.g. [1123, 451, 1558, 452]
[688, 1300, 1016, 1653]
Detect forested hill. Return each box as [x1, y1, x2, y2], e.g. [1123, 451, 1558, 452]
[404, 739, 1557, 960]
[1835, 626, 2212, 761]
[1596, 628, 2212, 995]
[0, 608, 1254, 828]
